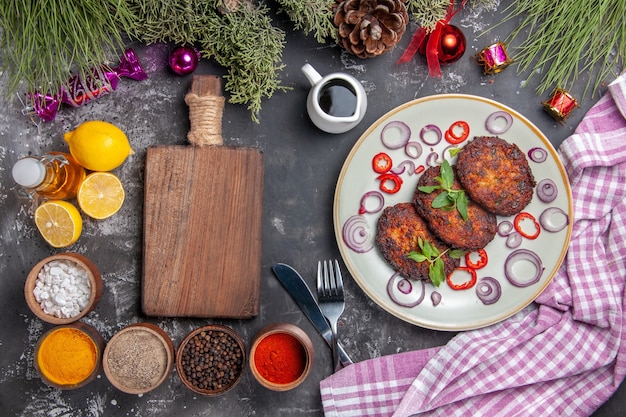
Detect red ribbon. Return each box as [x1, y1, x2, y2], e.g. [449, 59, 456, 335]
[397, 0, 466, 77]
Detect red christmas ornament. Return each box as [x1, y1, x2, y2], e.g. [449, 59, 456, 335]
[397, 0, 467, 77]
[437, 25, 466, 64]
[168, 46, 200, 76]
[543, 88, 578, 123]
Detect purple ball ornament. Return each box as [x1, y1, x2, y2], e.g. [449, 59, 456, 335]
[168, 46, 200, 76]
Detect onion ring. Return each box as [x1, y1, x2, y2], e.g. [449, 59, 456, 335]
[539, 207, 569, 233]
[342, 215, 373, 253]
[476, 277, 502, 305]
[419, 124, 442, 146]
[358, 191, 384, 215]
[391, 160, 417, 176]
[404, 141, 423, 159]
[506, 231, 523, 248]
[386, 273, 426, 307]
[485, 111, 513, 134]
[431, 291, 442, 307]
[528, 147, 548, 163]
[381, 121, 411, 149]
[426, 151, 440, 167]
[497, 220, 514, 236]
[536, 178, 558, 203]
[504, 249, 544, 287]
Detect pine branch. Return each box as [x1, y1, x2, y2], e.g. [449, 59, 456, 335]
[0, 0, 136, 98]
[197, 2, 289, 122]
[405, 0, 499, 32]
[276, 0, 336, 43]
[405, 0, 450, 31]
[502, 0, 625, 97]
[127, 0, 289, 122]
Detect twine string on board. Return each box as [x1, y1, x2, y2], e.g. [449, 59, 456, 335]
[184, 92, 225, 146]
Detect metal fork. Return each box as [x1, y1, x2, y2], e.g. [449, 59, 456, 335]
[317, 259, 345, 372]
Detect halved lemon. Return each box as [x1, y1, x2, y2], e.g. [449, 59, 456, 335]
[34, 200, 83, 248]
[77, 172, 125, 219]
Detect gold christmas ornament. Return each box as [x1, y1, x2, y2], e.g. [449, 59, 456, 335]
[333, 0, 409, 58]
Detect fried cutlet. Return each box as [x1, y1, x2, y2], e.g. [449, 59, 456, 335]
[413, 165, 497, 250]
[375, 203, 460, 281]
[456, 136, 536, 216]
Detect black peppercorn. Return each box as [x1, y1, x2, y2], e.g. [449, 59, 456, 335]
[179, 327, 244, 394]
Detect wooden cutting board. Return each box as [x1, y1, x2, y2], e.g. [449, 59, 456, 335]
[142, 75, 263, 318]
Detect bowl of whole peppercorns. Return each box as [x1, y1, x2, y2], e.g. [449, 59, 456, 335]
[176, 324, 246, 396]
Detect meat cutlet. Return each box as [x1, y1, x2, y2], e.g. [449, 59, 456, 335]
[376, 202, 460, 281]
[456, 136, 536, 216]
[413, 165, 497, 250]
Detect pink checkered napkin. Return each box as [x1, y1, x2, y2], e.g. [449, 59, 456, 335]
[321, 72, 626, 417]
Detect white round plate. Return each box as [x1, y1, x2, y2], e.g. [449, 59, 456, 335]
[334, 94, 573, 331]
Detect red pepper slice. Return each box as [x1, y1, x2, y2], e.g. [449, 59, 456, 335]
[415, 164, 425, 175]
[377, 173, 403, 194]
[445, 121, 470, 145]
[446, 267, 477, 290]
[514, 211, 540, 239]
[465, 248, 488, 269]
[372, 152, 392, 174]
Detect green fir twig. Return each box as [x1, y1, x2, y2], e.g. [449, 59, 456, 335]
[276, 0, 336, 43]
[0, 0, 136, 98]
[405, 0, 498, 32]
[198, 2, 289, 122]
[127, 0, 288, 122]
[501, 0, 626, 97]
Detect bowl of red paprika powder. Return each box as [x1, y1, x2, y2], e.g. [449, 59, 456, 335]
[249, 323, 314, 391]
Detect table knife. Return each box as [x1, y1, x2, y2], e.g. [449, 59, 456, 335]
[272, 263, 353, 367]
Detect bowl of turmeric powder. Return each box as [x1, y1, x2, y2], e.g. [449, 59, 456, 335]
[25, 252, 103, 325]
[34, 322, 105, 390]
[249, 323, 314, 391]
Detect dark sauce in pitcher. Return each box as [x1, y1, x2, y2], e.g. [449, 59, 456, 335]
[318, 80, 358, 117]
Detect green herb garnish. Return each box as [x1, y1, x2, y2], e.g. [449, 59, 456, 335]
[408, 238, 465, 287]
[418, 159, 469, 220]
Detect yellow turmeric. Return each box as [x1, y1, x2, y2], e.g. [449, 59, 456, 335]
[37, 327, 97, 386]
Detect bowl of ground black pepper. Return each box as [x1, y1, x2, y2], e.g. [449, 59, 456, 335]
[103, 323, 175, 394]
[25, 252, 102, 325]
[176, 324, 246, 396]
[249, 323, 314, 391]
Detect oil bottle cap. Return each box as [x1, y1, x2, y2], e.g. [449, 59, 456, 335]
[12, 157, 46, 188]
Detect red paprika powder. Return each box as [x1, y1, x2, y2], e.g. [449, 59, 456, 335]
[253, 333, 307, 384]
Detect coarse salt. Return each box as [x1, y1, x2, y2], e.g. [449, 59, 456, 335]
[33, 259, 91, 319]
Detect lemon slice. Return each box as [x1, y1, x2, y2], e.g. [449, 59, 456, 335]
[34, 201, 83, 248]
[77, 172, 125, 219]
[64, 120, 134, 171]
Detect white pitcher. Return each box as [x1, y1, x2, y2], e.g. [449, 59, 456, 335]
[302, 63, 367, 134]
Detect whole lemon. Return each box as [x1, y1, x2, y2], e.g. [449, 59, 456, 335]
[64, 120, 134, 171]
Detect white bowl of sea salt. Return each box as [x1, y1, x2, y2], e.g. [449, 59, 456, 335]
[25, 253, 102, 325]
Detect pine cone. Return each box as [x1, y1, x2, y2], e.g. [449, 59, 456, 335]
[333, 0, 409, 58]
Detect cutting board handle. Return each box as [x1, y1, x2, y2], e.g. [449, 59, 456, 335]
[184, 75, 224, 146]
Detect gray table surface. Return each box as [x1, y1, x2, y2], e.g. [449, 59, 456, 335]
[1, 3, 624, 416]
